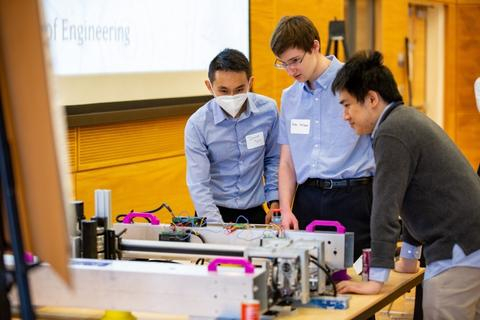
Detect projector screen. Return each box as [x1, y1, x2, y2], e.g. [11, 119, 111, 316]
[41, 0, 250, 105]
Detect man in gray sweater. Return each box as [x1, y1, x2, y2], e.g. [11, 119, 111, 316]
[331, 50, 480, 319]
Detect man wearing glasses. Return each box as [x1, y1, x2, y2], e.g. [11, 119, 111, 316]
[185, 49, 280, 224]
[270, 16, 375, 260]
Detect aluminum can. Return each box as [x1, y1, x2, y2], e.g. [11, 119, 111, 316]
[241, 299, 260, 320]
[362, 248, 371, 281]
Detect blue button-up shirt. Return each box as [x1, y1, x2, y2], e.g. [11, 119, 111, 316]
[278, 56, 375, 183]
[185, 93, 280, 222]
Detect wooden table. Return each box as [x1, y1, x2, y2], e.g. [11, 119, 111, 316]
[20, 269, 424, 320]
[278, 268, 424, 320]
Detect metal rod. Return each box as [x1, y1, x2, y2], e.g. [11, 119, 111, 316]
[120, 239, 245, 258]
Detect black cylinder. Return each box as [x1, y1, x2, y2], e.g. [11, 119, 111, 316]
[81, 220, 97, 259]
[104, 229, 116, 260]
[91, 216, 106, 229]
[72, 200, 85, 229]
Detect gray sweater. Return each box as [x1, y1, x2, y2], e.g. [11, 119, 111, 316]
[371, 105, 480, 268]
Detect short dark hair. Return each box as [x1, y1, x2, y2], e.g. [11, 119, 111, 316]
[332, 50, 403, 104]
[208, 49, 251, 83]
[270, 16, 320, 57]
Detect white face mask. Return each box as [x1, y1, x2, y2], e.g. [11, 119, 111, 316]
[215, 93, 248, 118]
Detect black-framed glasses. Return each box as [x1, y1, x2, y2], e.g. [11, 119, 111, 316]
[274, 51, 307, 69]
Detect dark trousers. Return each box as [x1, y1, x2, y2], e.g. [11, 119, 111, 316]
[217, 205, 266, 224]
[293, 182, 373, 260]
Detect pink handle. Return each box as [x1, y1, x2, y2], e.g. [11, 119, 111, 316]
[122, 212, 160, 225]
[207, 258, 255, 274]
[305, 220, 346, 234]
[24, 252, 35, 264]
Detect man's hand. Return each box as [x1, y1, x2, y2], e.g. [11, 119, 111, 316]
[265, 201, 279, 224]
[281, 209, 299, 230]
[395, 257, 419, 273]
[336, 280, 384, 295]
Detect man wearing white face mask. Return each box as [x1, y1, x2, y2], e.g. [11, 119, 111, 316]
[184, 49, 280, 224]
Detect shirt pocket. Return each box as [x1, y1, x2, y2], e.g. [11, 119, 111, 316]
[205, 131, 239, 165]
[209, 142, 238, 164]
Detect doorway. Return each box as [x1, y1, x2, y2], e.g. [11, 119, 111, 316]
[407, 3, 445, 127]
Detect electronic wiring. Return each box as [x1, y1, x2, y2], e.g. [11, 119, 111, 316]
[309, 255, 337, 297]
[115, 202, 175, 224]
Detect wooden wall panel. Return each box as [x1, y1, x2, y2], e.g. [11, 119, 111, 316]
[70, 114, 191, 218]
[377, 0, 409, 97]
[444, 3, 457, 139]
[249, 1, 277, 101]
[355, 0, 374, 52]
[77, 115, 188, 171]
[68, 128, 77, 171]
[455, 4, 480, 114]
[75, 155, 194, 222]
[456, 114, 480, 165]
[409, 5, 427, 110]
[454, 3, 480, 167]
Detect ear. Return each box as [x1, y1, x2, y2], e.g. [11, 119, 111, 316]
[205, 80, 214, 95]
[248, 76, 254, 91]
[366, 90, 380, 109]
[312, 40, 320, 53]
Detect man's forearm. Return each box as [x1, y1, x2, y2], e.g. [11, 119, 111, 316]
[187, 181, 222, 223]
[279, 162, 296, 210]
[194, 203, 223, 223]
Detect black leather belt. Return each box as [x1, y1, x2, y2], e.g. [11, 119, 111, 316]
[303, 177, 373, 189]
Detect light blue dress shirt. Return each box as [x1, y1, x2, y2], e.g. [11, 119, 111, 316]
[278, 56, 375, 183]
[370, 243, 480, 282]
[185, 93, 280, 222]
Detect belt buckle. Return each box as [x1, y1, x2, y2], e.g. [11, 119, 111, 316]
[325, 179, 334, 189]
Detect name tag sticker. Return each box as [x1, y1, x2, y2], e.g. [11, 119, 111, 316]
[246, 132, 265, 149]
[291, 119, 311, 134]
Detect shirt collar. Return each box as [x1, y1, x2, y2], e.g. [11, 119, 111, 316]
[303, 55, 342, 94]
[212, 92, 258, 125]
[371, 102, 395, 139]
